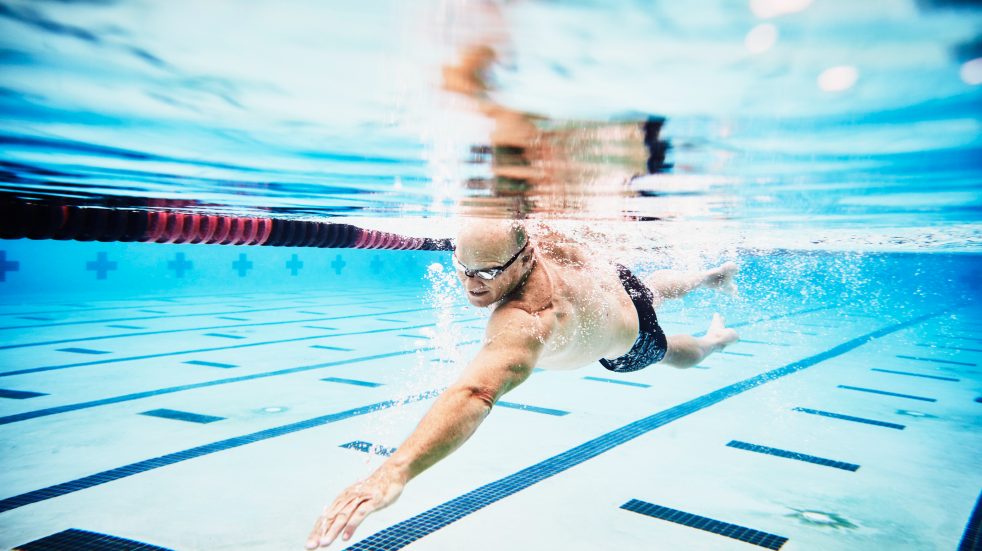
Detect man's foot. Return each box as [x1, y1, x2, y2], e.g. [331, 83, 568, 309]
[706, 313, 739, 350]
[704, 261, 739, 297]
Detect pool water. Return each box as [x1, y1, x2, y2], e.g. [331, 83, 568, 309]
[0, 240, 978, 550]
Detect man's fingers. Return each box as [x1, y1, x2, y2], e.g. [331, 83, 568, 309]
[325, 492, 359, 521]
[306, 510, 332, 549]
[341, 500, 376, 541]
[321, 496, 370, 547]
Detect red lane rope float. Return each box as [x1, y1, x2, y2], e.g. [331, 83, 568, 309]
[188, 215, 213, 244]
[209, 216, 232, 245]
[255, 218, 273, 245]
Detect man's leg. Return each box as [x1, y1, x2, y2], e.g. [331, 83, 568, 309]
[661, 314, 738, 368]
[645, 261, 738, 303]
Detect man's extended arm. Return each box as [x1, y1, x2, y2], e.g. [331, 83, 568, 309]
[306, 307, 548, 549]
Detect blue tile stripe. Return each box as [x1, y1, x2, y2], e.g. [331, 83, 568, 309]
[739, 339, 790, 347]
[837, 385, 937, 402]
[582, 376, 651, 388]
[496, 402, 569, 416]
[184, 360, 238, 369]
[792, 407, 904, 430]
[950, 336, 982, 343]
[342, 308, 947, 551]
[870, 368, 960, 382]
[322, 377, 383, 388]
[0, 388, 48, 399]
[0, 391, 441, 514]
[56, 347, 110, 354]
[313, 345, 355, 351]
[0, 316, 480, 378]
[958, 489, 982, 551]
[0, 341, 480, 426]
[0, 295, 423, 332]
[896, 355, 976, 367]
[620, 498, 788, 550]
[203, 333, 246, 339]
[726, 440, 860, 471]
[0, 290, 413, 319]
[0, 303, 440, 350]
[14, 528, 174, 551]
[917, 344, 982, 353]
[140, 408, 225, 424]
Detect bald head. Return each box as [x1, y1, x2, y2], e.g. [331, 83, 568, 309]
[455, 219, 527, 265]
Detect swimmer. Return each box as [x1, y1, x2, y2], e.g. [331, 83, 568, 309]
[306, 220, 739, 548]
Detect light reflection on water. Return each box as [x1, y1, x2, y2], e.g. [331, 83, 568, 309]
[0, 0, 980, 251]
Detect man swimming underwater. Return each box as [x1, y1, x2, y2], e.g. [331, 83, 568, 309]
[306, 219, 739, 548]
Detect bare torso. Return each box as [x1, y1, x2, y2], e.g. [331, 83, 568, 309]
[489, 234, 640, 370]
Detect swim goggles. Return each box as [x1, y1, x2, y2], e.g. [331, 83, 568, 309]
[452, 240, 529, 280]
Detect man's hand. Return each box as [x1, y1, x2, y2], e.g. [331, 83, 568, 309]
[305, 469, 405, 549]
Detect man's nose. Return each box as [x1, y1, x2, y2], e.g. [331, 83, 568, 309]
[463, 276, 485, 288]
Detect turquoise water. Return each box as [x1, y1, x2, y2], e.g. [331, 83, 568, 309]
[1, 0, 981, 550]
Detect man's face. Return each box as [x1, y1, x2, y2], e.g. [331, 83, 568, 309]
[453, 241, 529, 307]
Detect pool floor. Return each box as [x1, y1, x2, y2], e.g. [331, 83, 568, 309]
[0, 286, 979, 550]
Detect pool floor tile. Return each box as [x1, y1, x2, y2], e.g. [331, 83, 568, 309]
[140, 408, 226, 424]
[620, 499, 788, 550]
[0, 388, 48, 399]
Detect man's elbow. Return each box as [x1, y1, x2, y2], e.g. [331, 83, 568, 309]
[460, 385, 497, 411]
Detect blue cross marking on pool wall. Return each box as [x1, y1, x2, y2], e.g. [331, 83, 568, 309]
[168, 252, 193, 277]
[233, 253, 253, 277]
[331, 254, 346, 275]
[286, 254, 303, 276]
[0, 251, 19, 282]
[86, 252, 117, 280]
[370, 255, 383, 274]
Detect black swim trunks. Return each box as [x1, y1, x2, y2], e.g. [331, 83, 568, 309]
[599, 264, 668, 372]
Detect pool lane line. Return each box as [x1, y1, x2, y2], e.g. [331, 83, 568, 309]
[0, 388, 449, 514]
[342, 307, 951, 551]
[0, 308, 472, 378]
[0, 301, 464, 351]
[791, 407, 905, 430]
[620, 499, 788, 550]
[0, 326, 483, 426]
[725, 440, 860, 472]
[836, 385, 937, 402]
[916, 344, 982, 353]
[958, 489, 982, 551]
[870, 368, 960, 382]
[0, 292, 422, 332]
[0, 287, 418, 318]
[896, 355, 976, 367]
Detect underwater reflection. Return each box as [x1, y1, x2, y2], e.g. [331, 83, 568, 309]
[439, 11, 672, 219]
